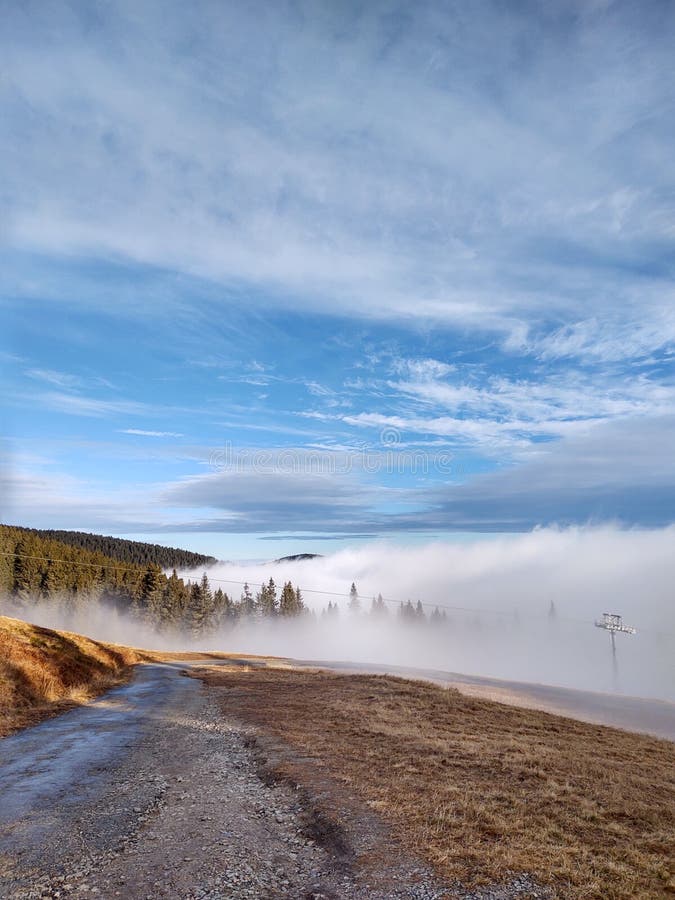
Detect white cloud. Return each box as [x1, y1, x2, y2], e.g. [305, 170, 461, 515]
[386, 370, 675, 431]
[2, 1, 674, 359]
[391, 357, 456, 381]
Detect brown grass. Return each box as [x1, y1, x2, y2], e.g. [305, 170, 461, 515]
[197, 665, 675, 900]
[0, 615, 140, 736]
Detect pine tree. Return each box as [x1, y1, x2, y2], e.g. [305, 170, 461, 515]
[41, 557, 68, 597]
[212, 587, 232, 627]
[370, 593, 387, 616]
[258, 577, 278, 618]
[13, 537, 43, 603]
[187, 581, 205, 635]
[279, 581, 299, 616]
[415, 600, 426, 622]
[0, 533, 14, 595]
[398, 600, 416, 623]
[240, 582, 256, 618]
[348, 582, 360, 614]
[164, 569, 189, 628]
[140, 563, 164, 623]
[199, 573, 215, 631]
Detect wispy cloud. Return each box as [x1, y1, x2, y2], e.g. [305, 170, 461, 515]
[25, 368, 82, 388]
[119, 429, 184, 438]
[2, 1, 674, 360]
[2, 1, 675, 541]
[38, 392, 149, 418]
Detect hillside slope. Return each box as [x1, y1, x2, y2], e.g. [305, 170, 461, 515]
[0, 524, 215, 569]
[0, 615, 139, 736]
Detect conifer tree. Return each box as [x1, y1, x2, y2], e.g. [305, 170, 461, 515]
[0, 535, 14, 595]
[240, 582, 256, 618]
[257, 577, 278, 617]
[199, 573, 215, 631]
[398, 599, 416, 623]
[140, 563, 165, 623]
[13, 537, 43, 603]
[212, 587, 232, 627]
[370, 593, 387, 616]
[348, 582, 360, 614]
[279, 581, 298, 616]
[164, 569, 189, 627]
[187, 581, 205, 635]
[41, 557, 67, 598]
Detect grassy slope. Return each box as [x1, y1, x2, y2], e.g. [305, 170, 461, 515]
[197, 665, 675, 900]
[0, 615, 140, 736]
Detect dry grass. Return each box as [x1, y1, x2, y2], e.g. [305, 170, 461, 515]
[198, 666, 675, 900]
[0, 615, 140, 736]
[144, 650, 283, 663]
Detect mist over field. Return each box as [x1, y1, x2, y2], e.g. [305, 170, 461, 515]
[7, 526, 673, 702]
[187, 526, 674, 701]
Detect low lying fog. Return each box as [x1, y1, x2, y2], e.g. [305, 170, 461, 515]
[7, 526, 675, 701]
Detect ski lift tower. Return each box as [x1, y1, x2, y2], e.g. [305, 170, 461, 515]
[594, 613, 636, 686]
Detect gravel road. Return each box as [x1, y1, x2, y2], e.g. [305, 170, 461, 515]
[0, 663, 552, 899]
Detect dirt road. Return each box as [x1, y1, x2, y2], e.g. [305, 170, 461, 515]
[0, 663, 461, 900]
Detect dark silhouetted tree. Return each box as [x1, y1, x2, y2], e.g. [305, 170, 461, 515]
[279, 581, 304, 617]
[257, 577, 278, 618]
[240, 582, 256, 618]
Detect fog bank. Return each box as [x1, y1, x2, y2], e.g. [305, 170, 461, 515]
[185, 526, 674, 701]
[4, 527, 674, 701]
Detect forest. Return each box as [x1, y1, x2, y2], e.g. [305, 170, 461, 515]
[0, 525, 447, 635]
[0, 525, 307, 635]
[7, 526, 216, 569]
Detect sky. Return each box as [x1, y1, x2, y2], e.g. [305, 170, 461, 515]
[1, 0, 675, 559]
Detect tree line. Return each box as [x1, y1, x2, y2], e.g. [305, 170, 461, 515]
[324, 582, 449, 625]
[1, 525, 216, 569]
[0, 525, 311, 635]
[0, 526, 449, 635]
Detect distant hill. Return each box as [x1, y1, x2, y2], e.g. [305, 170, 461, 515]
[274, 553, 323, 563]
[0, 525, 216, 570]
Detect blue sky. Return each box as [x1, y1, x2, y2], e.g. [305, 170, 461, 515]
[1, 0, 674, 557]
